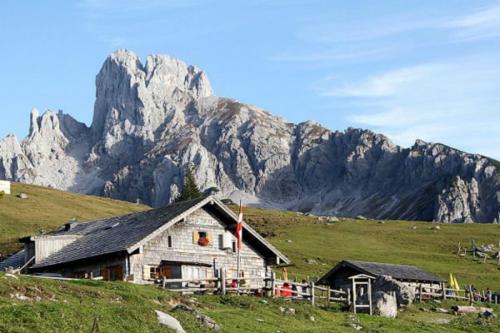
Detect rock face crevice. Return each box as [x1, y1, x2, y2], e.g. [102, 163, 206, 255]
[0, 50, 499, 223]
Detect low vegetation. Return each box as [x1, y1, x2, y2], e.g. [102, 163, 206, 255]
[0, 183, 498, 332]
[0, 274, 498, 333]
[235, 206, 500, 290]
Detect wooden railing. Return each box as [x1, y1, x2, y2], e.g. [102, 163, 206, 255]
[159, 270, 349, 307]
[13, 256, 35, 274]
[415, 284, 498, 304]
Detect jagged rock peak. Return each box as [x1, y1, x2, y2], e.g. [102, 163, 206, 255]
[91, 49, 213, 140]
[0, 50, 498, 223]
[103, 49, 213, 98]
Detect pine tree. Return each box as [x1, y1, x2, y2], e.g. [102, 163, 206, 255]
[176, 167, 202, 202]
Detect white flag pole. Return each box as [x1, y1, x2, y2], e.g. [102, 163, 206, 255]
[236, 200, 242, 291]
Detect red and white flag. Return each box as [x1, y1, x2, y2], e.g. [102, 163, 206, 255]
[236, 202, 244, 250]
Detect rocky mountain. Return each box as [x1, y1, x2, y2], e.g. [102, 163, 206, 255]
[0, 50, 499, 223]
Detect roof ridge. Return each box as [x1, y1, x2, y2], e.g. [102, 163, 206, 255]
[347, 259, 417, 268]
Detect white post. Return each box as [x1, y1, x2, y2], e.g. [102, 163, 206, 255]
[237, 247, 241, 292]
[236, 200, 242, 292]
[310, 281, 315, 306]
[368, 279, 373, 315]
[221, 268, 226, 295]
[271, 272, 276, 297]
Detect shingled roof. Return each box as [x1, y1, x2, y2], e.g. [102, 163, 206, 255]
[29, 196, 289, 269]
[318, 260, 444, 284]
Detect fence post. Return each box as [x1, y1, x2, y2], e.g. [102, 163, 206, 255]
[310, 281, 315, 306]
[216, 268, 221, 293]
[327, 286, 331, 307]
[162, 276, 166, 289]
[221, 268, 226, 295]
[271, 272, 276, 298]
[418, 284, 423, 302]
[441, 283, 446, 300]
[347, 288, 351, 306]
[468, 285, 472, 305]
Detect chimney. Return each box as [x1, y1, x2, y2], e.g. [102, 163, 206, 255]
[64, 220, 78, 231]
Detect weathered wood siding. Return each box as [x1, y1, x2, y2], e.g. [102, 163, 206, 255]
[131, 207, 268, 285]
[33, 236, 79, 264]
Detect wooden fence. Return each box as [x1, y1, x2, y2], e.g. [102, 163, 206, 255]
[160, 270, 349, 307]
[160, 272, 498, 309]
[415, 284, 498, 304]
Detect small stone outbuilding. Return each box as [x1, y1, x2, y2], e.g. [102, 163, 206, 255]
[318, 260, 445, 292]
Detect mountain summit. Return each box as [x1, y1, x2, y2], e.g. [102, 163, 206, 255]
[0, 50, 498, 223]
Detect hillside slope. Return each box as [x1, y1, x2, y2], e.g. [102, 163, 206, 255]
[0, 50, 498, 223]
[0, 186, 499, 332]
[0, 183, 149, 257]
[0, 275, 498, 333]
[0, 184, 497, 290]
[234, 207, 500, 290]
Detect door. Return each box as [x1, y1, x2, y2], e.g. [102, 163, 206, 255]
[103, 265, 123, 281]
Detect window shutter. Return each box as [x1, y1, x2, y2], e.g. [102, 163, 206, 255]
[143, 265, 150, 280]
[207, 232, 213, 244]
[192, 231, 199, 244]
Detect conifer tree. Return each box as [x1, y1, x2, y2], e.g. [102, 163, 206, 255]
[176, 166, 202, 202]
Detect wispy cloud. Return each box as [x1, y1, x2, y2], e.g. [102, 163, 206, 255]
[447, 4, 500, 41]
[273, 3, 500, 67]
[326, 55, 500, 158]
[77, 0, 205, 48]
[269, 47, 388, 63]
[325, 65, 436, 97]
[449, 4, 500, 28]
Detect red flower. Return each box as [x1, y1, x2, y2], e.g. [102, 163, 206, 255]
[198, 237, 209, 246]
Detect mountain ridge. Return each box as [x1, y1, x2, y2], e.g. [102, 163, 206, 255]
[0, 50, 498, 223]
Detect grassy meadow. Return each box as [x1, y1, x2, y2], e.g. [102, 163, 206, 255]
[0, 274, 498, 333]
[0, 183, 149, 256]
[0, 183, 499, 332]
[236, 206, 500, 290]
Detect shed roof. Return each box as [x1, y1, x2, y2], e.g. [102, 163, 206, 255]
[0, 249, 25, 271]
[318, 260, 444, 284]
[30, 196, 289, 269]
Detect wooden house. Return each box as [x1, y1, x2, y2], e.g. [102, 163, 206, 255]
[317, 260, 444, 291]
[7, 196, 289, 286]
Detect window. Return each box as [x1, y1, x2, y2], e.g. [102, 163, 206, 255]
[193, 230, 212, 246]
[167, 235, 172, 248]
[150, 266, 160, 279]
[232, 241, 237, 253]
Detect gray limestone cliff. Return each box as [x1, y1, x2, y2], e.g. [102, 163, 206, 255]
[0, 50, 498, 223]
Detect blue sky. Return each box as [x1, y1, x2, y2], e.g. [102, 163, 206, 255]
[1, 1, 499, 158]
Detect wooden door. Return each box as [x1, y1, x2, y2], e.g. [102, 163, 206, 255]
[160, 265, 172, 278]
[103, 265, 123, 281]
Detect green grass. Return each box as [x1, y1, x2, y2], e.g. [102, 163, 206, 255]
[0, 183, 149, 257]
[0, 274, 498, 333]
[0, 184, 499, 332]
[236, 206, 500, 290]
